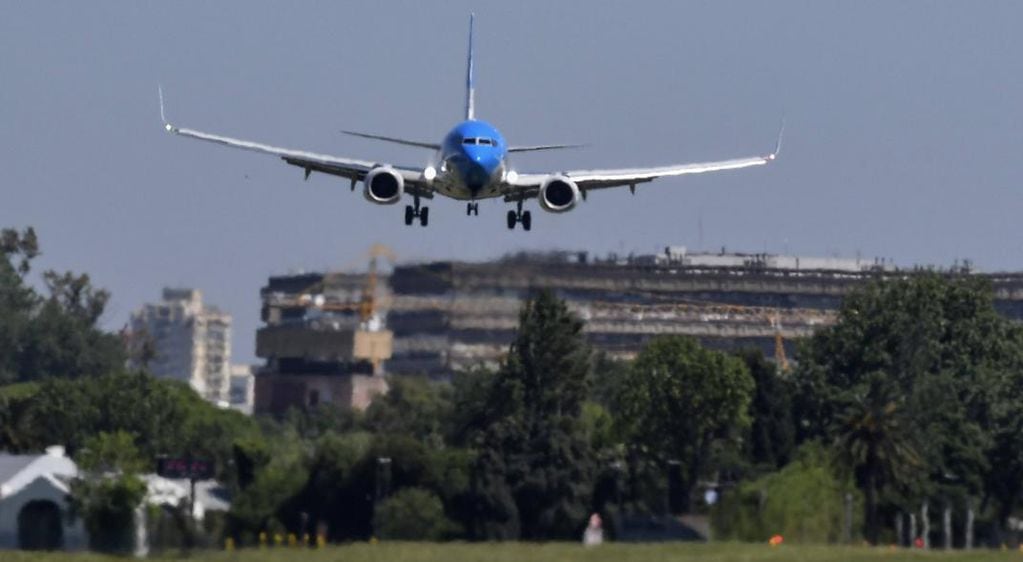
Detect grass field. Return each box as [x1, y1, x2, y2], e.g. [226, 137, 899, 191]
[5, 542, 1023, 562]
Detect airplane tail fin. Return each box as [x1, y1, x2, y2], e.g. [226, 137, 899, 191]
[464, 13, 475, 121]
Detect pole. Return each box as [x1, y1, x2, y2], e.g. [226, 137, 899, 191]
[921, 501, 930, 549]
[843, 493, 853, 544]
[943, 506, 951, 550]
[965, 501, 974, 550]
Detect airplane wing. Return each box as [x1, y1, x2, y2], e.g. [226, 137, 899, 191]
[341, 129, 440, 150]
[507, 143, 586, 153]
[503, 123, 783, 196]
[158, 88, 432, 193]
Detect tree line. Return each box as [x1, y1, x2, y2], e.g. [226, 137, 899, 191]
[3, 226, 1023, 550]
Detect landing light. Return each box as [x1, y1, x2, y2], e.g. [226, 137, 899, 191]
[423, 166, 437, 181]
[506, 170, 519, 183]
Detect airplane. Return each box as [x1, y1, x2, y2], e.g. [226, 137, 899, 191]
[159, 14, 782, 231]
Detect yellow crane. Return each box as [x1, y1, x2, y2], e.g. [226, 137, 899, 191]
[771, 312, 790, 374]
[270, 244, 396, 322]
[359, 244, 398, 324]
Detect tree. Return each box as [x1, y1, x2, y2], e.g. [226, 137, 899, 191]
[70, 432, 148, 554]
[618, 335, 754, 513]
[470, 290, 596, 540]
[363, 376, 453, 448]
[0, 228, 40, 384]
[833, 372, 921, 543]
[740, 349, 796, 472]
[793, 274, 1023, 542]
[0, 227, 124, 383]
[713, 443, 861, 543]
[373, 488, 458, 540]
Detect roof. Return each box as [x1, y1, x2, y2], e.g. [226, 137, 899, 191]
[141, 474, 231, 519]
[0, 450, 78, 499]
[0, 455, 36, 486]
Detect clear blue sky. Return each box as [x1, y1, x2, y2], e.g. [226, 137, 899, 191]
[2, 2, 1022, 363]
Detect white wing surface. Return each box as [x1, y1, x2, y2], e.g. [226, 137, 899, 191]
[504, 124, 783, 195]
[159, 88, 430, 191]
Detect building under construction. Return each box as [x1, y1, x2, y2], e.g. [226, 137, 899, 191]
[254, 246, 395, 415]
[255, 246, 1023, 397]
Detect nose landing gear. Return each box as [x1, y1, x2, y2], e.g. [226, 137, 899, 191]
[466, 202, 479, 216]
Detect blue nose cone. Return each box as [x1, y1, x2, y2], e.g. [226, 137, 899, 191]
[460, 147, 501, 190]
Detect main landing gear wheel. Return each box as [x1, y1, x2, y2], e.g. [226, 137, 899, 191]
[405, 204, 429, 227]
[506, 206, 532, 231]
[405, 195, 429, 227]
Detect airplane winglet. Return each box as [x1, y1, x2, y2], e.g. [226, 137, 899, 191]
[158, 85, 175, 133]
[768, 117, 785, 160]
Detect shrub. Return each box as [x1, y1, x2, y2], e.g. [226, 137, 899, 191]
[373, 487, 459, 540]
[712, 443, 861, 543]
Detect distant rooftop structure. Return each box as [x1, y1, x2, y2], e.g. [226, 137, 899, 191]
[654, 246, 898, 273]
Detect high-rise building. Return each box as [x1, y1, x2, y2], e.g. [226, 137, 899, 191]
[228, 364, 255, 415]
[128, 288, 232, 402]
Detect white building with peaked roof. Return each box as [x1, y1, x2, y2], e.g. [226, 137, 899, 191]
[0, 446, 86, 550]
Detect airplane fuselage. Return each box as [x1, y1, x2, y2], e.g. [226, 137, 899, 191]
[434, 120, 507, 201]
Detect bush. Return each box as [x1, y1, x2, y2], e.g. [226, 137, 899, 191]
[712, 443, 861, 543]
[71, 474, 147, 554]
[373, 487, 459, 540]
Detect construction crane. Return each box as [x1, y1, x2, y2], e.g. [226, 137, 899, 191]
[359, 244, 398, 324]
[266, 244, 396, 324]
[770, 312, 790, 374]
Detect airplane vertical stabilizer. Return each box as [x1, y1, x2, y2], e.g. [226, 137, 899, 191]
[465, 13, 476, 121]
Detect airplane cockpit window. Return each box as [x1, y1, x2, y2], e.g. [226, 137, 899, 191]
[479, 138, 493, 145]
[463, 137, 478, 145]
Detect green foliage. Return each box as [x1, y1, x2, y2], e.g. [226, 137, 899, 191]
[0, 227, 124, 384]
[470, 290, 596, 540]
[71, 474, 147, 554]
[364, 376, 453, 447]
[741, 349, 796, 472]
[76, 431, 146, 474]
[70, 432, 147, 555]
[373, 487, 459, 540]
[713, 443, 861, 544]
[7, 371, 259, 466]
[793, 274, 1023, 541]
[618, 335, 755, 512]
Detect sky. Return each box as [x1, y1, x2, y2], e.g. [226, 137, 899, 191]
[2, 2, 1022, 363]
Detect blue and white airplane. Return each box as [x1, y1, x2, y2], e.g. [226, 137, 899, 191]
[160, 14, 781, 231]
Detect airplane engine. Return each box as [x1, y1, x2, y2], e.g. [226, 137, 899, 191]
[539, 176, 580, 213]
[363, 167, 404, 205]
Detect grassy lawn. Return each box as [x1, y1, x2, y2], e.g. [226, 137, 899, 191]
[5, 542, 1023, 562]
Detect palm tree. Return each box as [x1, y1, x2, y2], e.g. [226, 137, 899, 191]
[835, 372, 921, 544]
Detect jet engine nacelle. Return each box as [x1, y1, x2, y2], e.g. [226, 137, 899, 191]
[363, 167, 404, 205]
[539, 176, 581, 213]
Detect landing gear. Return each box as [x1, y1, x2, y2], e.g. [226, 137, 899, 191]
[466, 202, 479, 216]
[506, 200, 531, 231]
[405, 194, 429, 227]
